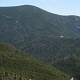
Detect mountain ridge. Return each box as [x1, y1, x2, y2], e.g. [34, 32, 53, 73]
[1, 5, 80, 17]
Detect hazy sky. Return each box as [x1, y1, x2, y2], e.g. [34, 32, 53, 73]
[0, 0, 80, 16]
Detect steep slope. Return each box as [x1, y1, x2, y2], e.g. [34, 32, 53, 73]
[20, 38, 80, 63]
[0, 5, 80, 80]
[0, 43, 70, 80]
[0, 5, 80, 40]
[53, 56, 80, 80]
[0, 5, 80, 63]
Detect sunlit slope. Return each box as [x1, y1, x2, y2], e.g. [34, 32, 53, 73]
[0, 43, 70, 80]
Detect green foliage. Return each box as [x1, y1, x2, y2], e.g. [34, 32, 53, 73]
[0, 5, 80, 64]
[0, 5, 80, 80]
[53, 56, 80, 80]
[0, 43, 70, 80]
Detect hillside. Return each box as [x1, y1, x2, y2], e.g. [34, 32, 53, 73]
[53, 56, 80, 80]
[0, 5, 80, 39]
[24, 38, 80, 63]
[0, 5, 80, 80]
[0, 43, 70, 80]
[0, 5, 80, 62]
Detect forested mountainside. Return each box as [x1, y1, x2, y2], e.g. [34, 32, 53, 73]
[23, 38, 80, 63]
[53, 56, 80, 80]
[0, 5, 80, 62]
[0, 5, 80, 80]
[0, 43, 70, 80]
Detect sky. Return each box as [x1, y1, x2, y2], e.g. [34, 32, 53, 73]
[0, 0, 80, 16]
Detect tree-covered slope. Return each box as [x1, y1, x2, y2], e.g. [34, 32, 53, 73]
[0, 5, 80, 62]
[20, 38, 80, 63]
[0, 5, 80, 39]
[0, 5, 80, 51]
[0, 43, 70, 80]
[53, 56, 80, 80]
[0, 5, 80, 80]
